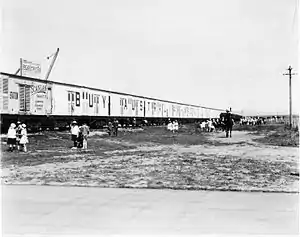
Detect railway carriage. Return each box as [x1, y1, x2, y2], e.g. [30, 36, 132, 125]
[0, 72, 233, 132]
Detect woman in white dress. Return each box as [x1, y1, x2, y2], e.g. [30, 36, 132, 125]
[19, 124, 28, 152]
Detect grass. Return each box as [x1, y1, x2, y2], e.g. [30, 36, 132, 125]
[1, 124, 299, 193]
[116, 126, 211, 146]
[234, 124, 299, 147]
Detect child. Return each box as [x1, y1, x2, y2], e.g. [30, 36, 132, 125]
[16, 121, 22, 151]
[167, 120, 173, 132]
[174, 120, 179, 132]
[77, 127, 83, 148]
[107, 121, 113, 136]
[80, 123, 90, 149]
[19, 124, 28, 152]
[7, 123, 17, 152]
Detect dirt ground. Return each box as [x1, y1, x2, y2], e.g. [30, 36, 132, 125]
[1, 125, 299, 193]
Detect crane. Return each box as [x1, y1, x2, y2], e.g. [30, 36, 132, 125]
[45, 48, 60, 81]
[14, 48, 60, 81]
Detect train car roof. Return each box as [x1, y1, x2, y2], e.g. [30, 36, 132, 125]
[1, 72, 226, 111]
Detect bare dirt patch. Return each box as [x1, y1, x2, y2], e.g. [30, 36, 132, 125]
[1, 125, 299, 192]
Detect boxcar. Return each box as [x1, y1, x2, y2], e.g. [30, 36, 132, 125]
[0, 72, 229, 132]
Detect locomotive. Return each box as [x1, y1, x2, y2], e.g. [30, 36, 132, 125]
[0, 72, 235, 132]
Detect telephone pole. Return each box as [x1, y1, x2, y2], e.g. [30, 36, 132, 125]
[283, 66, 296, 128]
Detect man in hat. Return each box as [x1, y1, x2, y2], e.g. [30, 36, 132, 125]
[224, 109, 233, 138]
[70, 121, 79, 148]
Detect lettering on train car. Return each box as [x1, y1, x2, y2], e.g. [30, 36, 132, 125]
[140, 101, 143, 111]
[124, 98, 127, 110]
[75, 92, 80, 106]
[31, 84, 47, 95]
[35, 100, 44, 110]
[152, 102, 156, 111]
[89, 93, 93, 107]
[102, 95, 106, 108]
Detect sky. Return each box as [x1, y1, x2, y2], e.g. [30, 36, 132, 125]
[1, 0, 299, 116]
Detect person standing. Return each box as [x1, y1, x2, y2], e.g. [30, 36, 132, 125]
[174, 120, 179, 132]
[80, 123, 90, 149]
[70, 121, 79, 148]
[108, 120, 113, 136]
[113, 119, 119, 137]
[7, 123, 17, 152]
[19, 124, 28, 152]
[16, 121, 22, 151]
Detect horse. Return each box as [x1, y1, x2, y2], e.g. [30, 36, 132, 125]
[220, 112, 234, 138]
[224, 114, 234, 138]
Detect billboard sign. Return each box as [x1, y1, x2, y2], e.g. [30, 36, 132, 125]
[20, 58, 41, 78]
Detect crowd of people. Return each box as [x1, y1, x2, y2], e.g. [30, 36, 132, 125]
[239, 117, 264, 126]
[6, 121, 28, 152]
[8, 111, 283, 152]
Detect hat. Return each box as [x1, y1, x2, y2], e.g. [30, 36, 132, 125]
[10, 123, 16, 128]
[22, 124, 26, 128]
[72, 121, 77, 124]
[17, 121, 21, 124]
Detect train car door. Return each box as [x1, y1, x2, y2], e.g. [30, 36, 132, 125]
[19, 84, 31, 113]
[68, 91, 75, 115]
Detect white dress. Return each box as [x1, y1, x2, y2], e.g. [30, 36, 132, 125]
[20, 129, 28, 144]
[167, 122, 173, 131]
[174, 122, 179, 131]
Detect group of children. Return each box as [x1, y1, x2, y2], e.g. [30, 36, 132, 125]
[6, 121, 28, 152]
[167, 120, 179, 133]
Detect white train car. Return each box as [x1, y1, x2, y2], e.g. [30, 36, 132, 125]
[0, 73, 53, 116]
[1, 72, 236, 131]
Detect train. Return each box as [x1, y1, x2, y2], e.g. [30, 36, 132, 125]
[0, 72, 241, 132]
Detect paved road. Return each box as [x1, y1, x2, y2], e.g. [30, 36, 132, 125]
[2, 185, 299, 236]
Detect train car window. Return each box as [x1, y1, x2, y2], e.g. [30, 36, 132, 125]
[82, 92, 84, 99]
[97, 97, 99, 104]
[72, 93, 74, 102]
[3, 78, 8, 94]
[68, 92, 70, 101]
[86, 92, 88, 99]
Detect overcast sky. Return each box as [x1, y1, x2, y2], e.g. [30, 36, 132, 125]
[1, 0, 299, 116]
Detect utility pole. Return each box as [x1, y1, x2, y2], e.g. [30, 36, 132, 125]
[283, 66, 296, 128]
